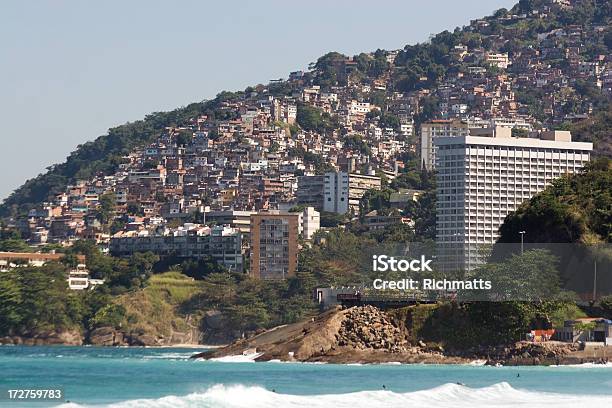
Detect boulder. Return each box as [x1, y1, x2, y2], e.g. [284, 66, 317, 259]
[89, 327, 122, 346]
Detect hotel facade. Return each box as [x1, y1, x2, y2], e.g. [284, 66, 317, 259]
[434, 128, 592, 269]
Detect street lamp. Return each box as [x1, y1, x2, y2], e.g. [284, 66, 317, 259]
[519, 231, 526, 255]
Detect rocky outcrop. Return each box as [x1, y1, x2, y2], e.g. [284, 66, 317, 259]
[336, 305, 409, 352]
[86, 324, 202, 346]
[195, 305, 601, 366]
[88, 327, 128, 346]
[196, 306, 463, 364]
[0, 324, 202, 347]
[0, 329, 83, 346]
[480, 342, 580, 366]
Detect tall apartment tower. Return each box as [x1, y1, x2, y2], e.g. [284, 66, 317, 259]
[250, 212, 299, 279]
[323, 172, 349, 214]
[434, 129, 592, 269]
[420, 120, 469, 170]
[299, 172, 381, 215]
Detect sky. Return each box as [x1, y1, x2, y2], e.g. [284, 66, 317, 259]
[0, 0, 515, 201]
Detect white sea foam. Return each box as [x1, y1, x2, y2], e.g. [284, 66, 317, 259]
[141, 352, 196, 360]
[550, 362, 612, 368]
[208, 352, 263, 363]
[58, 382, 612, 408]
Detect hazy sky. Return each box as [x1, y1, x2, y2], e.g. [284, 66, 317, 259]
[0, 0, 515, 201]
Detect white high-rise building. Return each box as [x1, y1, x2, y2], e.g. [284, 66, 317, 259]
[323, 172, 349, 214]
[299, 207, 321, 240]
[434, 129, 592, 269]
[420, 120, 469, 170]
[321, 172, 382, 215]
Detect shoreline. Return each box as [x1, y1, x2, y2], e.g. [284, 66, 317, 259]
[0, 343, 224, 349]
[200, 353, 612, 367]
[1, 343, 611, 367]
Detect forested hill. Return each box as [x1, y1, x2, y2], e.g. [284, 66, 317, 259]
[2, 0, 611, 218]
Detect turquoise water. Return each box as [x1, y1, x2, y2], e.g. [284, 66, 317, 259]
[1, 346, 611, 407]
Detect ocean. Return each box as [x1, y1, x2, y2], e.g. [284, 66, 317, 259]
[0, 346, 611, 408]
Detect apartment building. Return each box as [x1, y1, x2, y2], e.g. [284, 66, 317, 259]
[250, 212, 299, 279]
[299, 206, 320, 240]
[109, 225, 244, 271]
[203, 210, 256, 233]
[300, 172, 382, 215]
[323, 172, 349, 214]
[348, 173, 382, 213]
[348, 100, 373, 115]
[420, 120, 469, 170]
[434, 129, 592, 269]
[296, 175, 325, 209]
[484, 52, 510, 69]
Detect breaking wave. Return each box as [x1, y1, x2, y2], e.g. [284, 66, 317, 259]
[59, 382, 612, 408]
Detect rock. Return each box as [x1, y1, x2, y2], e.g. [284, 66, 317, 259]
[204, 310, 226, 330]
[89, 327, 117, 346]
[335, 306, 408, 352]
[129, 334, 159, 346]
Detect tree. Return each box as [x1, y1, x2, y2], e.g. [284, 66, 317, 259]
[181, 257, 227, 280]
[473, 249, 561, 301]
[296, 103, 337, 133]
[360, 189, 391, 215]
[403, 190, 437, 241]
[0, 263, 85, 335]
[600, 295, 612, 319]
[0, 238, 32, 252]
[90, 304, 126, 329]
[0, 270, 23, 333]
[176, 131, 192, 147]
[343, 135, 370, 155]
[96, 192, 117, 225]
[379, 112, 401, 131]
[320, 211, 346, 227]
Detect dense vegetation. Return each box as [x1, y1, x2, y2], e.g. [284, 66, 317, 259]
[0, 262, 122, 337]
[402, 299, 586, 349]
